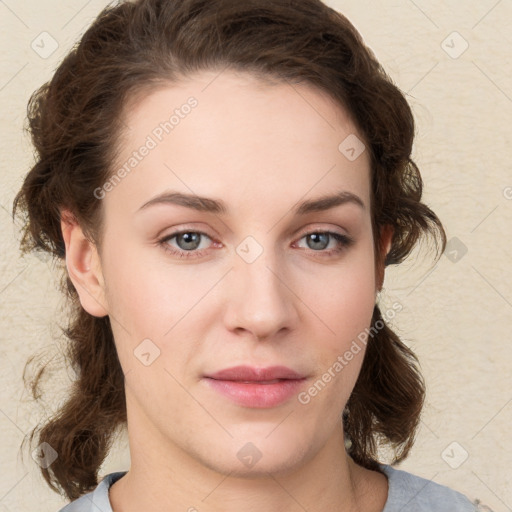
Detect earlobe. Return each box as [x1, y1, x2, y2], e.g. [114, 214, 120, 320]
[60, 209, 108, 317]
[382, 224, 394, 259]
[376, 224, 394, 293]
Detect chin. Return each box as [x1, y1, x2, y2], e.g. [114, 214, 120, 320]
[191, 431, 316, 479]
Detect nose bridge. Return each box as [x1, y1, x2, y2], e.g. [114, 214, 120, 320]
[224, 234, 297, 339]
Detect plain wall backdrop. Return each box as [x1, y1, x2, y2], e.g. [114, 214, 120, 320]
[1, 0, 511, 510]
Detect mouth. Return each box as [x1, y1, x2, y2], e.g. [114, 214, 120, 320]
[204, 365, 306, 382]
[203, 365, 308, 408]
[235, 379, 283, 384]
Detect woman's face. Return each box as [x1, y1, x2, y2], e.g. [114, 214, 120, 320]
[94, 70, 383, 476]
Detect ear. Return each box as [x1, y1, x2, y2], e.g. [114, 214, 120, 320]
[376, 224, 394, 293]
[60, 209, 108, 317]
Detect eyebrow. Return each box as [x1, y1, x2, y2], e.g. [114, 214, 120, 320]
[137, 190, 365, 215]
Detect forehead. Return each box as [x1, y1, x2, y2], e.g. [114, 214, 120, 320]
[108, 70, 371, 217]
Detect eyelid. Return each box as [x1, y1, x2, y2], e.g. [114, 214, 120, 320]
[295, 223, 350, 238]
[154, 222, 219, 240]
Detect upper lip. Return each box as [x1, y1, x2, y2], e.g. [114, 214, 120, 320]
[205, 365, 305, 381]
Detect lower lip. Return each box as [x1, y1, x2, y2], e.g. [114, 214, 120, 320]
[204, 378, 306, 408]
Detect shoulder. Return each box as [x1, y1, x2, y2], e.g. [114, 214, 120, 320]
[56, 472, 127, 512]
[380, 464, 476, 512]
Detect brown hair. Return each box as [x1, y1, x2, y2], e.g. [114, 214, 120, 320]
[13, 0, 446, 501]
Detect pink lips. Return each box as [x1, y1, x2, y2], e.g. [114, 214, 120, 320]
[203, 365, 307, 408]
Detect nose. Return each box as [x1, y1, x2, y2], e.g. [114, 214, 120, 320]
[222, 245, 299, 341]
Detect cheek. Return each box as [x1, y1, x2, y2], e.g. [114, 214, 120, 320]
[301, 241, 377, 411]
[101, 235, 180, 328]
[299, 257, 376, 416]
[101, 236, 216, 376]
[307, 240, 377, 345]
[100, 237, 169, 360]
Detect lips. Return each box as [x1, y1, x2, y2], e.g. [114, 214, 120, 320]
[203, 365, 308, 408]
[205, 365, 305, 382]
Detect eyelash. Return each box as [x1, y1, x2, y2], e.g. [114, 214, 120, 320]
[158, 229, 354, 260]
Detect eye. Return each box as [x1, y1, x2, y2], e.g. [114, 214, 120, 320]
[158, 230, 215, 259]
[295, 231, 354, 256]
[158, 229, 354, 260]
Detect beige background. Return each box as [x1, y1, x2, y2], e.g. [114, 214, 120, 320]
[1, 0, 511, 510]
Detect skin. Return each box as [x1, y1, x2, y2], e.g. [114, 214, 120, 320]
[61, 70, 392, 512]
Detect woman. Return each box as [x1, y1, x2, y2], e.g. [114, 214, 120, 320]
[13, 0, 484, 510]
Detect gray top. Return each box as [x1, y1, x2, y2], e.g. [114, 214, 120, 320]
[58, 464, 477, 511]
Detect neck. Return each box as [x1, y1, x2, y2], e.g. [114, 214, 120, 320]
[109, 400, 387, 512]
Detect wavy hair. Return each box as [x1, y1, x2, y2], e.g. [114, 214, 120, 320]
[13, 0, 446, 501]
